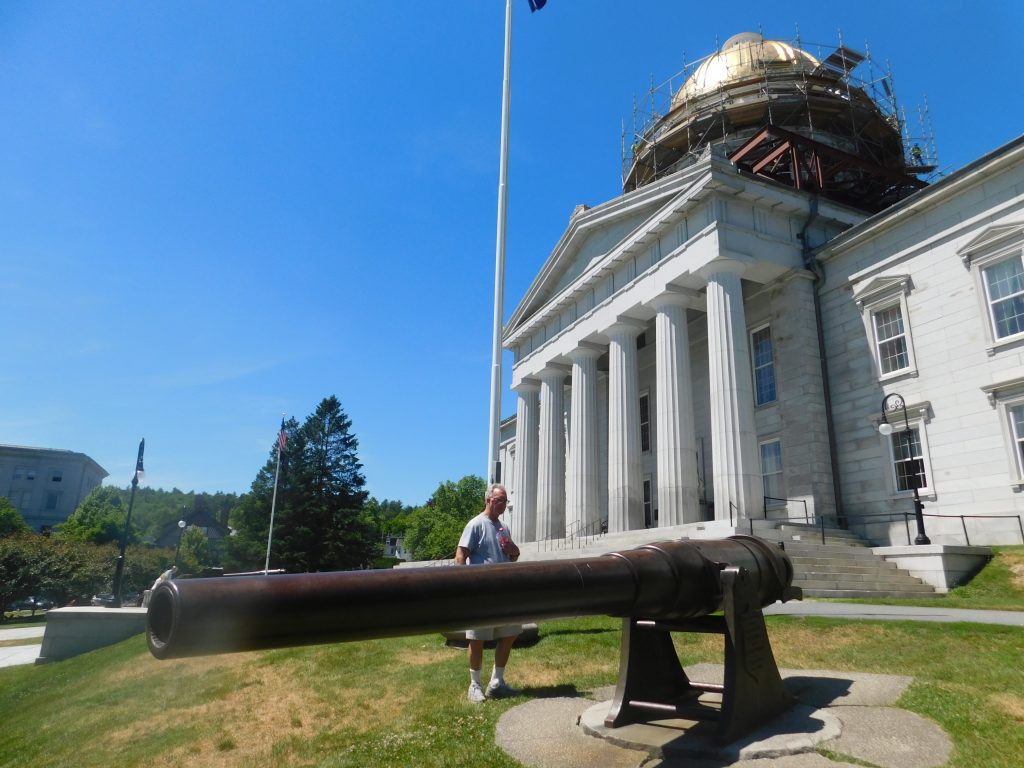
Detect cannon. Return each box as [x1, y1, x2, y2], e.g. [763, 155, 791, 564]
[147, 535, 801, 743]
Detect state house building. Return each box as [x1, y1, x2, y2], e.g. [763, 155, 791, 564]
[497, 32, 1024, 547]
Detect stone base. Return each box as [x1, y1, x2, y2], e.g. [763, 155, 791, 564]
[36, 607, 147, 663]
[871, 545, 991, 592]
[497, 665, 952, 768]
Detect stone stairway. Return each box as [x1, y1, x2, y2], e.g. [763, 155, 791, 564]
[513, 519, 938, 599]
[761, 523, 938, 599]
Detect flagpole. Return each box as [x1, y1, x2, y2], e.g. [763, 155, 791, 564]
[487, 0, 513, 484]
[264, 417, 285, 574]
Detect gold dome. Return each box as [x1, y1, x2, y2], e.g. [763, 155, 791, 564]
[675, 32, 820, 104]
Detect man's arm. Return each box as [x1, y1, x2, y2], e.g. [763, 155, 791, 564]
[455, 546, 471, 565]
[502, 540, 520, 562]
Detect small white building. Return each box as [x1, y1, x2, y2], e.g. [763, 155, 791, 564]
[1, 444, 108, 532]
[498, 32, 1024, 547]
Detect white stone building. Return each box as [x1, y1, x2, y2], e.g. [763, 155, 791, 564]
[497, 32, 1024, 547]
[1, 444, 108, 532]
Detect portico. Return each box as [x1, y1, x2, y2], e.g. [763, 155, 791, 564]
[502, 153, 847, 542]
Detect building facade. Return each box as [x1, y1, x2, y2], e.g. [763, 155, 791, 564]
[1, 444, 108, 532]
[498, 32, 1024, 547]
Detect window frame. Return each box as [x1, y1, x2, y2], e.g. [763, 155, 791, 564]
[959, 225, 1024, 355]
[758, 438, 786, 508]
[749, 324, 777, 406]
[981, 376, 1024, 487]
[639, 389, 652, 453]
[854, 275, 918, 380]
[872, 400, 935, 499]
[642, 474, 654, 528]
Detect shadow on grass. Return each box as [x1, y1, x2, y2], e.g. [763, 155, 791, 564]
[541, 627, 618, 638]
[520, 683, 585, 699]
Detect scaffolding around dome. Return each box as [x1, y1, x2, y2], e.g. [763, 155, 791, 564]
[621, 31, 938, 212]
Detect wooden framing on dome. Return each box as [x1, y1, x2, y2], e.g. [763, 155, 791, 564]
[728, 124, 928, 213]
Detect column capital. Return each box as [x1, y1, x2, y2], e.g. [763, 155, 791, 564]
[650, 286, 702, 310]
[512, 379, 541, 394]
[604, 317, 647, 339]
[538, 363, 571, 382]
[569, 342, 603, 361]
[697, 255, 752, 281]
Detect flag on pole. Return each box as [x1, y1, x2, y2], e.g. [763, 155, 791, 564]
[528, 0, 546, 11]
[278, 418, 287, 452]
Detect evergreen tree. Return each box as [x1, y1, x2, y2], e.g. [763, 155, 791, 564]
[227, 397, 378, 573]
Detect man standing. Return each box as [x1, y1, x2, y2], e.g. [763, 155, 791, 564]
[455, 483, 521, 703]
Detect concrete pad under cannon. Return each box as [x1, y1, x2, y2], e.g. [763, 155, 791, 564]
[496, 666, 952, 768]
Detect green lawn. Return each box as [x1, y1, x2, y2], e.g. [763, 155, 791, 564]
[0, 613, 1021, 768]
[1, 546, 1021, 768]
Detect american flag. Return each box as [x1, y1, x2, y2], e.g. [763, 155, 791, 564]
[278, 418, 287, 452]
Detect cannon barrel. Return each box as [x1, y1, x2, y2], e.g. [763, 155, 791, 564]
[147, 535, 794, 660]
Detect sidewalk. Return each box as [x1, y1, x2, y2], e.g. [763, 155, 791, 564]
[0, 625, 44, 669]
[764, 600, 1024, 626]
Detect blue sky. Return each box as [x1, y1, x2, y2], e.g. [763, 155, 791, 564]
[3, 1, 1022, 505]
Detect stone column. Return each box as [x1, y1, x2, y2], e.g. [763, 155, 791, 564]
[567, 345, 602, 537]
[653, 291, 700, 525]
[512, 381, 540, 543]
[703, 259, 761, 520]
[536, 366, 568, 541]
[606, 321, 645, 532]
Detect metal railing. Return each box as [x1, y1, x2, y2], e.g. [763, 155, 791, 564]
[812, 510, 1024, 547]
[763, 496, 810, 524]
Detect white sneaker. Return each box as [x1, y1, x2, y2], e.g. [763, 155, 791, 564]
[486, 680, 519, 699]
[467, 682, 486, 703]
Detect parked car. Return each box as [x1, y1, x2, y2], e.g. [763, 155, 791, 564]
[11, 596, 54, 611]
[90, 592, 142, 607]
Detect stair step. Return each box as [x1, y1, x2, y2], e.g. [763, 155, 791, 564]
[803, 588, 942, 599]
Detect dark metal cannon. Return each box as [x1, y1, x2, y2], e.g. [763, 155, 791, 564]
[147, 534, 801, 742]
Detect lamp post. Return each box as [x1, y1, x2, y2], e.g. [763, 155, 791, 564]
[174, 518, 187, 571]
[877, 395, 930, 545]
[111, 438, 145, 607]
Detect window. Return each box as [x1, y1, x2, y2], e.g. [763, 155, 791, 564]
[13, 467, 36, 481]
[982, 376, 1024, 485]
[854, 275, 918, 379]
[759, 440, 785, 506]
[750, 326, 776, 405]
[643, 475, 653, 528]
[982, 255, 1024, 340]
[959, 224, 1024, 353]
[51, 469, 63, 483]
[1010, 404, 1024, 478]
[873, 305, 910, 374]
[45, 491, 62, 511]
[889, 428, 927, 492]
[639, 391, 651, 452]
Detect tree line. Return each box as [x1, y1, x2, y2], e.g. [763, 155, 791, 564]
[2, 395, 489, 619]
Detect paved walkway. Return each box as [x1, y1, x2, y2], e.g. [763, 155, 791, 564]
[764, 600, 1024, 626]
[0, 625, 44, 669]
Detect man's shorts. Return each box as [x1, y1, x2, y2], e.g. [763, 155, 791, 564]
[465, 625, 523, 642]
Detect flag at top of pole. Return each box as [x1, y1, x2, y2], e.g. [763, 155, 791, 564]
[278, 417, 288, 453]
[528, 0, 547, 11]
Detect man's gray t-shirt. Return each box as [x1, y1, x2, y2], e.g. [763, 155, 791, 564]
[458, 515, 511, 565]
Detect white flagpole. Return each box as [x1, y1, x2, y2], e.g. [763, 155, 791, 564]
[264, 418, 285, 574]
[487, 0, 513, 484]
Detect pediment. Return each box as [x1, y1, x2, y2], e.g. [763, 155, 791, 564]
[507, 197, 668, 331]
[852, 274, 911, 307]
[957, 221, 1024, 265]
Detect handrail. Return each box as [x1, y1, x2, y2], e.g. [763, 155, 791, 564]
[810, 509, 1024, 547]
[763, 496, 810, 523]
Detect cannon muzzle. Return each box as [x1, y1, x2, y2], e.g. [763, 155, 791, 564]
[147, 535, 794, 660]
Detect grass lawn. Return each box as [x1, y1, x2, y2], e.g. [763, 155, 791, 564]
[0, 546, 1021, 768]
